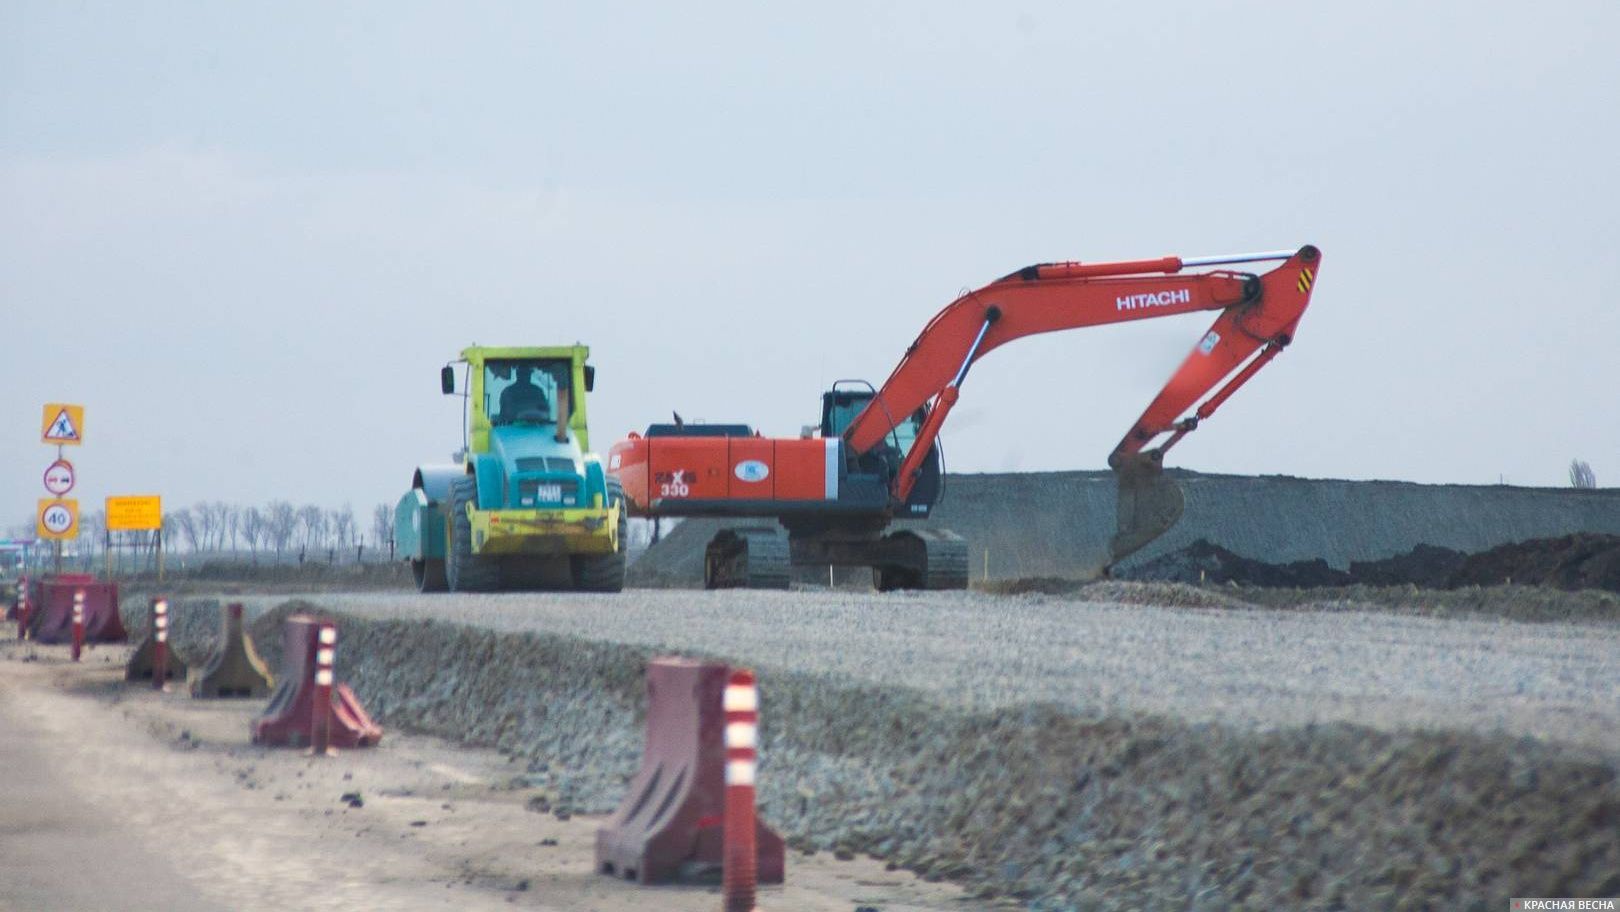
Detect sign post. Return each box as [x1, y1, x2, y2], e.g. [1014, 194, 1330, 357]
[40, 403, 86, 576]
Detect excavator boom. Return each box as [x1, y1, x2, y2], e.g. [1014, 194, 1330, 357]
[849, 245, 1322, 562]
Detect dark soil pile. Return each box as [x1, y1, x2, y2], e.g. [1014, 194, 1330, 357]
[1126, 535, 1620, 595]
[1451, 533, 1620, 592]
[1119, 540, 1352, 587]
[1348, 543, 1469, 588]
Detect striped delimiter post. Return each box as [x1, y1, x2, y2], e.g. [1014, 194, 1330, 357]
[722, 668, 759, 912]
[309, 622, 337, 756]
[151, 598, 170, 691]
[70, 589, 85, 662]
[15, 575, 29, 640]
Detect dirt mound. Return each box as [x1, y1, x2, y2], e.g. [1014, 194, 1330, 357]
[1348, 543, 1468, 588]
[1123, 535, 1620, 595]
[1120, 539, 1352, 587]
[1451, 533, 1620, 591]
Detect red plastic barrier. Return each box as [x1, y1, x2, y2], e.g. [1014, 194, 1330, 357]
[27, 575, 125, 645]
[596, 658, 784, 886]
[251, 615, 381, 750]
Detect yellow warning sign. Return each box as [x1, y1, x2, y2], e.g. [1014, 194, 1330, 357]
[106, 495, 163, 531]
[37, 498, 79, 540]
[41, 403, 86, 445]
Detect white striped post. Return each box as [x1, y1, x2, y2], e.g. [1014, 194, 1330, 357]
[15, 575, 29, 640]
[722, 668, 759, 912]
[151, 598, 170, 690]
[309, 623, 337, 756]
[70, 589, 85, 661]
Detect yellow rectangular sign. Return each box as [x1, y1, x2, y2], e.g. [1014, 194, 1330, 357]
[37, 498, 80, 540]
[106, 495, 163, 531]
[41, 403, 86, 445]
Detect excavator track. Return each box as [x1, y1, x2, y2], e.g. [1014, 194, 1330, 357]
[704, 527, 791, 590]
[873, 528, 968, 591]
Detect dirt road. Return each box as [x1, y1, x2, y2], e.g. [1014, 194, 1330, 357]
[0, 640, 995, 912]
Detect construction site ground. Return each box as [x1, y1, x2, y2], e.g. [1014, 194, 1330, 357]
[0, 636, 988, 912]
[2, 579, 1608, 910]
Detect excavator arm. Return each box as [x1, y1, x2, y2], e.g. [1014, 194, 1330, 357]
[843, 244, 1323, 564]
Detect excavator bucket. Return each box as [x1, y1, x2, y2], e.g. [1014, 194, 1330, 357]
[1109, 451, 1185, 566]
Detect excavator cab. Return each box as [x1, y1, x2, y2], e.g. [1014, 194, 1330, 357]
[821, 385, 941, 514]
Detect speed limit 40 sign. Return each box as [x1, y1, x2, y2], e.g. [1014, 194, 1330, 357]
[37, 498, 79, 540]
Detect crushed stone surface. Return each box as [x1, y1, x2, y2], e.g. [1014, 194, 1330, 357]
[239, 587, 1620, 756]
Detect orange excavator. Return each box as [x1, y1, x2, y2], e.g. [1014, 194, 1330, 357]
[609, 244, 1323, 590]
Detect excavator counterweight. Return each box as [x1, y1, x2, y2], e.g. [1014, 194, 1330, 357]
[610, 244, 1323, 589]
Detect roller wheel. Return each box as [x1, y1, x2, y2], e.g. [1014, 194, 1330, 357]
[572, 478, 627, 592]
[447, 476, 501, 592]
[412, 558, 447, 592]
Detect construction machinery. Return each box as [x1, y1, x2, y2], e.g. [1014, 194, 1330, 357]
[609, 245, 1323, 590]
[395, 345, 626, 592]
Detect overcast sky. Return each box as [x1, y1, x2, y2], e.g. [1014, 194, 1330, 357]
[4, 1, 1617, 533]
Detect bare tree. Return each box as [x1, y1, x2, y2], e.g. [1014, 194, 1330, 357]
[266, 500, 298, 560]
[240, 507, 266, 563]
[170, 507, 203, 553]
[298, 504, 327, 551]
[80, 509, 107, 565]
[372, 503, 394, 554]
[330, 504, 356, 548]
[222, 503, 241, 554]
[195, 503, 219, 554]
[1570, 459, 1597, 489]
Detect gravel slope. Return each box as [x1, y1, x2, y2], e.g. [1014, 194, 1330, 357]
[239, 587, 1620, 755]
[625, 472, 1620, 582]
[158, 588, 1620, 909]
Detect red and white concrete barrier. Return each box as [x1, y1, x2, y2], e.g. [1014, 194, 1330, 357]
[723, 668, 760, 912]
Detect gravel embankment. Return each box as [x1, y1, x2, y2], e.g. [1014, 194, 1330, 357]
[627, 472, 1620, 582]
[233, 587, 1620, 754]
[127, 589, 1620, 909]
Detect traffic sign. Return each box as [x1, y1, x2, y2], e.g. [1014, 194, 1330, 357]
[37, 499, 79, 540]
[44, 459, 76, 496]
[106, 495, 163, 531]
[42, 403, 85, 445]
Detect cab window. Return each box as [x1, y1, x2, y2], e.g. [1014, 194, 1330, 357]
[485, 359, 571, 426]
